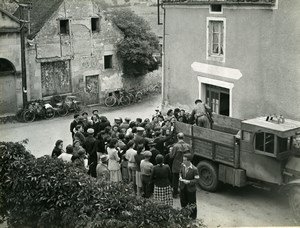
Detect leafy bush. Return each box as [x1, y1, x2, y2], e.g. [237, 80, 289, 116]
[0, 141, 204, 228]
[109, 9, 160, 77]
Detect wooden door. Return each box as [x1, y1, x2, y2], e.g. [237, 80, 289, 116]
[85, 75, 99, 105]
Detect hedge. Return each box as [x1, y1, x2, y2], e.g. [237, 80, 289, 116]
[0, 141, 204, 228]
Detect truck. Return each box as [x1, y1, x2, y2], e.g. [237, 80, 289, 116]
[175, 114, 300, 221]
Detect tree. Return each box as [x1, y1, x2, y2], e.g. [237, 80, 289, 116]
[110, 9, 160, 77]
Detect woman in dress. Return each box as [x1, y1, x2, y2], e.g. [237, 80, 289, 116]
[134, 144, 145, 196]
[107, 138, 122, 183]
[151, 154, 173, 206]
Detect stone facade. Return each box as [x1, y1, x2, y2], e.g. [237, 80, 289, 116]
[162, 0, 300, 121]
[26, 0, 124, 105]
[0, 9, 22, 114]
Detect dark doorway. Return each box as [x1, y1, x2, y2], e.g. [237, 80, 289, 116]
[219, 92, 229, 116]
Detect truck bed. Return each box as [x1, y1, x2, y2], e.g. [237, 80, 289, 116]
[175, 115, 241, 168]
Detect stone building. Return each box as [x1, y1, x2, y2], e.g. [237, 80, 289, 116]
[162, 0, 300, 121]
[17, 0, 124, 105]
[0, 8, 22, 115]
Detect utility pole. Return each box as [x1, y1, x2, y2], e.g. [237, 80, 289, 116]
[18, 2, 32, 108]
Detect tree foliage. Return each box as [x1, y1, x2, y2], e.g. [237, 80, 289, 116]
[110, 9, 160, 77]
[0, 141, 204, 228]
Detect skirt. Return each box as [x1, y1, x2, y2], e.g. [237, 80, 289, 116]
[154, 185, 173, 206]
[136, 171, 142, 188]
[109, 170, 122, 183]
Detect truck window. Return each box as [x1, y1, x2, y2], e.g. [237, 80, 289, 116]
[278, 136, 290, 152]
[255, 132, 275, 154]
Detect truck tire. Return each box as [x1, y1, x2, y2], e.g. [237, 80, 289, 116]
[289, 186, 300, 222]
[197, 160, 219, 192]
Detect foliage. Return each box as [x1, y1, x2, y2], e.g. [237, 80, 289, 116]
[0, 141, 204, 228]
[109, 9, 160, 77]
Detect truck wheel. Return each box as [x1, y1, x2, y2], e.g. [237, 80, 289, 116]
[289, 186, 300, 222]
[197, 160, 219, 192]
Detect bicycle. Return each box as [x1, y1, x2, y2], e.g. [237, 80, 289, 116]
[104, 90, 131, 107]
[22, 100, 55, 122]
[50, 94, 81, 116]
[127, 88, 143, 104]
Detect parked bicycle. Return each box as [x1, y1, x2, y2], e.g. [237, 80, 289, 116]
[127, 88, 143, 104]
[22, 100, 55, 122]
[104, 90, 131, 107]
[50, 95, 81, 116]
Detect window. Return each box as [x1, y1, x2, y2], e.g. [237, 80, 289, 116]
[91, 17, 100, 32]
[210, 4, 222, 13]
[207, 18, 225, 62]
[278, 136, 291, 153]
[104, 55, 113, 69]
[206, 84, 229, 116]
[255, 132, 275, 154]
[59, 19, 69, 35]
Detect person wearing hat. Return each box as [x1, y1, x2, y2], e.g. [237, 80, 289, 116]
[179, 153, 199, 220]
[96, 155, 109, 181]
[114, 117, 122, 127]
[170, 132, 191, 198]
[190, 99, 212, 128]
[84, 128, 97, 177]
[120, 117, 131, 130]
[140, 151, 153, 198]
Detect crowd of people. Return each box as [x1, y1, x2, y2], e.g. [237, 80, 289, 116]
[51, 99, 212, 220]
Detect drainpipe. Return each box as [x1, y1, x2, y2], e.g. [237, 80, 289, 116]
[20, 4, 28, 108]
[161, 1, 166, 110]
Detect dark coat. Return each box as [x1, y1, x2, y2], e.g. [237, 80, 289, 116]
[84, 135, 96, 156]
[51, 147, 62, 158]
[170, 140, 191, 173]
[74, 131, 86, 145]
[151, 164, 172, 187]
[180, 163, 199, 192]
[149, 148, 160, 165]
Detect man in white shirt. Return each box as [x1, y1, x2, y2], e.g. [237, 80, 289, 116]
[58, 145, 73, 163]
[125, 140, 137, 191]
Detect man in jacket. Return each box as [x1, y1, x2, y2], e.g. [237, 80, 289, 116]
[70, 114, 80, 139]
[84, 128, 97, 177]
[190, 99, 212, 128]
[179, 153, 199, 219]
[170, 132, 191, 198]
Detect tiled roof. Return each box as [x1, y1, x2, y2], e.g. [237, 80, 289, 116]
[14, 0, 64, 39]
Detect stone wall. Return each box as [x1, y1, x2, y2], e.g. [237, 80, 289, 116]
[26, 0, 125, 105]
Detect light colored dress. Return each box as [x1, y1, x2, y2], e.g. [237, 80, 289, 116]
[107, 147, 122, 182]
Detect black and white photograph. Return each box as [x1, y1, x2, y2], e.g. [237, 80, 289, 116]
[0, 0, 299, 227]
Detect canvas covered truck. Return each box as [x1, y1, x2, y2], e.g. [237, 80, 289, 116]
[175, 114, 300, 221]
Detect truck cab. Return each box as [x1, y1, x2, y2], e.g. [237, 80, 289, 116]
[240, 116, 300, 186]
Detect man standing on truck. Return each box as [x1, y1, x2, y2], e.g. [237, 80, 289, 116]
[190, 99, 213, 128]
[170, 132, 191, 198]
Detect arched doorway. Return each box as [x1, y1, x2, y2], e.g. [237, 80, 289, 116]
[0, 58, 17, 114]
